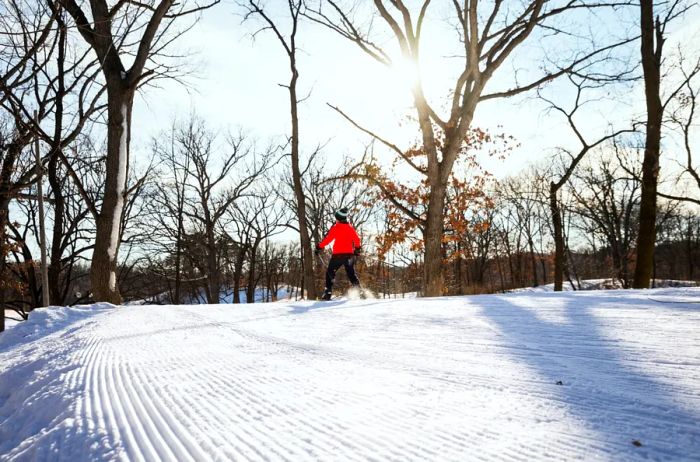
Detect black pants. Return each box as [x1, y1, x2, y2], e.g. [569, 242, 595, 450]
[325, 254, 359, 291]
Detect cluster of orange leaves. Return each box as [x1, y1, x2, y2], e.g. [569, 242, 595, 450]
[366, 126, 515, 261]
[0, 238, 28, 295]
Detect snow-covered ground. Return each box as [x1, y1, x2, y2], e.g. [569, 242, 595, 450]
[1, 289, 699, 461]
[511, 278, 698, 292]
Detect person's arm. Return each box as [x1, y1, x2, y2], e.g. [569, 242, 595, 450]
[318, 225, 336, 249]
[351, 226, 361, 253]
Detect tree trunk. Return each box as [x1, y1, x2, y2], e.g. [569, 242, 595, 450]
[48, 20, 67, 306]
[48, 150, 65, 305]
[232, 245, 246, 303]
[206, 225, 218, 304]
[16, 239, 39, 308]
[423, 182, 446, 296]
[246, 241, 260, 304]
[174, 210, 182, 304]
[528, 235, 538, 287]
[549, 183, 565, 292]
[289, 64, 317, 300]
[0, 198, 8, 333]
[610, 239, 624, 285]
[633, 0, 663, 289]
[687, 220, 694, 280]
[90, 84, 133, 304]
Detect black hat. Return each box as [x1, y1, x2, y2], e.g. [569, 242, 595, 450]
[335, 207, 349, 222]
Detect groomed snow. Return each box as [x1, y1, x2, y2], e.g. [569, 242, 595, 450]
[1, 289, 699, 461]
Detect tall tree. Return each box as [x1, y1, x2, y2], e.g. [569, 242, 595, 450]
[308, 0, 634, 295]
[244, 0, 318, 299]
[541, 77, 634, 291]
[633, 0, 665, 288]
[632, 0, 695, 287]
[57, 0, 219, 303]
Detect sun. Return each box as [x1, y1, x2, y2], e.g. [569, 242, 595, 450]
[389, 55, 422, 93]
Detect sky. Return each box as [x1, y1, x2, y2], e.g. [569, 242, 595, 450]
[127, 1, 697, 183]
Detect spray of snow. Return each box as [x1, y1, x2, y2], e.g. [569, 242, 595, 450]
[107, 103, 129, 267]
[347, 286, 376, 300]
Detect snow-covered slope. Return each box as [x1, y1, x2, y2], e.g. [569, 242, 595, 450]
[1, 289, 699, 461]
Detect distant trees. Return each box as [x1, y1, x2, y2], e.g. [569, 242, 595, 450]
[571, 151, 642, 288]
[144, 116, 275, 304]
[540, 76, 635, 290]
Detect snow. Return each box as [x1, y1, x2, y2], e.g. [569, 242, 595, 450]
[511, 278, 698, 292]
[1, 289, 699, 461]
[1, 311, 22, 331]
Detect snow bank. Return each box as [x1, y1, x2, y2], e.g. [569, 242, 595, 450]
[0, 304, 115, 351]
[0, 304, 116, 460]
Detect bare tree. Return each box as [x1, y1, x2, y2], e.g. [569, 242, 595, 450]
[239, 192, 285, 303]
[657, 50, 700, 205]
[540, 76, 634, 290]
[571, 147, 642, 287]
[242, 0, 319, 299]
[633, 0, 693, 287]
[499, 170, 550, 288]
[177, 118, 273, 303]
[146, 123, 194, 304]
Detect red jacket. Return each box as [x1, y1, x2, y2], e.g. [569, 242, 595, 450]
[318, 222, 361, 254]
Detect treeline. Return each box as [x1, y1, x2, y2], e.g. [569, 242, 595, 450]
[3, 117, 698, 319]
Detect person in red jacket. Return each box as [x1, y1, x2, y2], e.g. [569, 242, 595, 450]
[315, 207, 361, 300]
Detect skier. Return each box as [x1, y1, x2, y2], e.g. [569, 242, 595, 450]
[315, 207, 362, 300]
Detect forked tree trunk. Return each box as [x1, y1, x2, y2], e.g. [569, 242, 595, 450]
[633, 0, 663, 288]
[61, 0, 185, 304]
[90, 84, 133, 304]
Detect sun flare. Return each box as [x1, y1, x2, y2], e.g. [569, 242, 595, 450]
[389, 56, 422, 92]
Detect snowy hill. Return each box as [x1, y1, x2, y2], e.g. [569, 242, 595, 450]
[1, 289, 699, 461]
